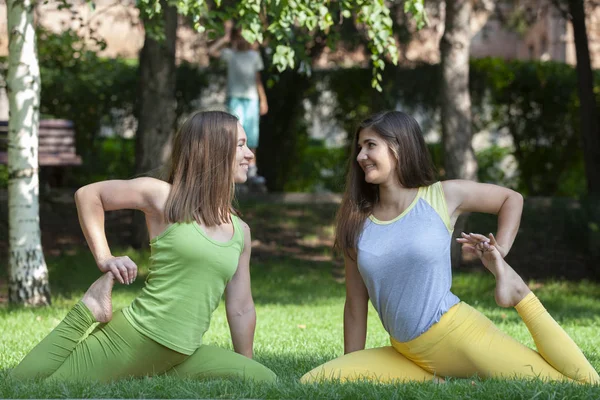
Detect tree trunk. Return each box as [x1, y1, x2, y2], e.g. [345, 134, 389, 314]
[566, 0, 600, 279]
[440, 0, 477, 268]
[6, 0, 51, 305]
[258, 71, 311, 191]
[568, 0, 600, 197]
[440, 0, 477, 181]
[255, 35, 329, 192]
[132, 2, 178, 248]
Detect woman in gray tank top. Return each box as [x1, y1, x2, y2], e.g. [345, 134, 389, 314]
[301, 111, 598, 384]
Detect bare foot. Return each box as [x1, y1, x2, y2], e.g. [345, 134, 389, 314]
[476, 243, 531, 308]
[81, 272, 114, 322]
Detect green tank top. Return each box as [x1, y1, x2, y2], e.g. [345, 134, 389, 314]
[122, 215, 244, 355]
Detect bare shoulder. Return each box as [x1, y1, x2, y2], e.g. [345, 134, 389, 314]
[131, 177, 171, 214]
[236, 217, 252, 247]
[138, 177, 170, 195]
[134, 175, 170, 192]
[237, 217, 251, 235]
[441, 179, 488, 202]
[441, 179, 521, 215]
[131, 176, 169, 189]
[440, 179, 467, 195]
[440, 178, 464, 203]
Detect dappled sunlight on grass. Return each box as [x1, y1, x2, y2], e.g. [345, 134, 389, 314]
[1, 201, 600, 397]
[1, 246, 599, 397]
[251, 260, 345, 306]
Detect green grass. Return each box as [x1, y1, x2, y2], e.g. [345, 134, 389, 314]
[1, 202, 600, 398]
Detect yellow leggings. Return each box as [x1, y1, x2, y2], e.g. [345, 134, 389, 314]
[301, 293, 599, 384]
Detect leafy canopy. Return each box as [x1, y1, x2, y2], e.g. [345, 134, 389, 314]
[136, 0, 427, 91]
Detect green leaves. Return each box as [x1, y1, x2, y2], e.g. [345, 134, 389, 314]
[354, 0, 400, 91]
[404, 0, 428, 30]
[272, 45, 296, 72]
[133, 0, 429, 91]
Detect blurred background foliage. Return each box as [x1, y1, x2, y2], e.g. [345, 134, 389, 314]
[0, 28, 595, 198]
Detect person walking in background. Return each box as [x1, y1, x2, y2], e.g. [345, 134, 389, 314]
[209, 21, 269, 189]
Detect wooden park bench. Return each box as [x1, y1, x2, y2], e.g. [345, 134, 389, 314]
[0, 119, 82, 186]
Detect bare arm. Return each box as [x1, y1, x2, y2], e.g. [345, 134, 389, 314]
[256, 72, 268, 116]
[207, 36, 230, 58]
[207, 21, 232, 58]
[442, 180, 524, 256]
[344, 251, 369, 354]
[74, 177, 170, 283]
[225, 220, 256, 358]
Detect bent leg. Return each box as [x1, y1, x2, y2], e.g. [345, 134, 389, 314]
[393, 302, 589, 383]
[452, 235, 599, 383]
[165, 344, 277, 383]
[516, 293, 599, 384]
[47, 310, 185, 382]
[10, 302, 96, 380]
[301, 346, 439, 384]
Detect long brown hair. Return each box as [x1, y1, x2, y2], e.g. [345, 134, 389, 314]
[164, 110, 239, 226]
[334, 111, 437, 258]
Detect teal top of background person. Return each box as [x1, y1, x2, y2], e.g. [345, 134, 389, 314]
[357, 182, 460, 342]
[122, 216, 244, 355]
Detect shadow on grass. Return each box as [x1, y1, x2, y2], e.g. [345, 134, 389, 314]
[251, 259, 345, 305]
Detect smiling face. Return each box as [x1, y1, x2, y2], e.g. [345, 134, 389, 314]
[234, 122, 255, 183]
[356, 128, 398, 186]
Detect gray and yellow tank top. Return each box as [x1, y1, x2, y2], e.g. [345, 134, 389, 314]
[122, 215, 244, 355]
[357, 182, 460, 342]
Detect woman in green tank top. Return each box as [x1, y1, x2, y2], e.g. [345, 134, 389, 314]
[10, 111, 276, 383]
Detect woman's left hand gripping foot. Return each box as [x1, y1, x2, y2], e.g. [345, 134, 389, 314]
[457, 232, 531, 308]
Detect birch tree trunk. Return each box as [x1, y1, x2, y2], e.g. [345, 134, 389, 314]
[6, 0, 51, 305]
[440, 0, 477, 268]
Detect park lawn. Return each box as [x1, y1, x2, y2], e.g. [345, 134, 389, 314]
[1, 202, 600, 398]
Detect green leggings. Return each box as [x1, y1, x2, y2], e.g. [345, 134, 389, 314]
[10, 302, 277, 383]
